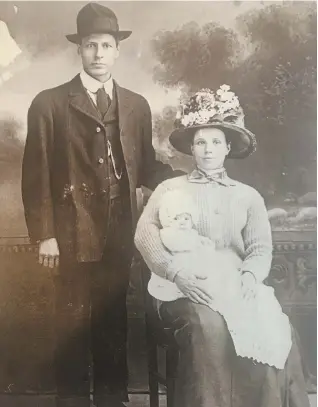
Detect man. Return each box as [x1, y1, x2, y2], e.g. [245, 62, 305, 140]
[21, 3, 178, 407]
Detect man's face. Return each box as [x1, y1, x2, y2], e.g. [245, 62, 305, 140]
[78, 33, 119, 80]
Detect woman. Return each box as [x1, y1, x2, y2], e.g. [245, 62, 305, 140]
[134, 86, 310, 407]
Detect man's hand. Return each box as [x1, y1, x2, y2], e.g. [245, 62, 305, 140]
[241, 271, 257, 300]
[39, 238, 60, 268]
[174, 270, 212, 306]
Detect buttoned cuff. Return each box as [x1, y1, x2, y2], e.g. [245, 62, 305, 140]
[241, 270, 257, 282]
[165, 261, 180, 282]
[240, 258, 271, 283]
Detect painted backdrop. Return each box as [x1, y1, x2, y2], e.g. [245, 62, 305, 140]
[0, 1, 316, 233]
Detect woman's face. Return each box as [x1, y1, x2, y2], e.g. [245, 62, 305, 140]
[191, 127, 230, 171]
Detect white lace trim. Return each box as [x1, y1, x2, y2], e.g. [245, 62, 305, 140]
[210, 285, 292, 370]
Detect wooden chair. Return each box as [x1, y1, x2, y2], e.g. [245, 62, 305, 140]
[140, 261, 179, 407]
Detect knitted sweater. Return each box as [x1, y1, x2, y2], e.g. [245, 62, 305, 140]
[134, 174, 273, 283]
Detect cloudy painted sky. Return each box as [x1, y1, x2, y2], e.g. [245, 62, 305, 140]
[0, 0, 276, 137]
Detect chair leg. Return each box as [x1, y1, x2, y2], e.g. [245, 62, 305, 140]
[149, 374, 159, 407]
[147, 342, 159, 407]
[166, 347, 179, 407]
[166, 377, 175, 407]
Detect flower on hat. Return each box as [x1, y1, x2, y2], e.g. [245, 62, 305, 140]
[177, 85, 244, 129]
[219, 84, 230, 92]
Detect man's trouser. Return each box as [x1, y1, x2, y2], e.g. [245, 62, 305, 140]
[54, 196, 133, 403]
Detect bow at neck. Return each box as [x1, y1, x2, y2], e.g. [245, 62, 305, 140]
[188, 167, 236, 186]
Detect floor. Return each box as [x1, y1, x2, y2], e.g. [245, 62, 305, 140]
[0, 393, 315, 407]
[126, 394, 317, 406]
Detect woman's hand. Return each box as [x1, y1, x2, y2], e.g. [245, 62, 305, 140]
[174, 270, 213, 306]
[241, 271, 257, 300]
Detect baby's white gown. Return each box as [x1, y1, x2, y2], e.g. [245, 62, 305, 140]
[149, 227, 292, 370]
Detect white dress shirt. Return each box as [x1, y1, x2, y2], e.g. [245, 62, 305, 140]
[80, 70, 113, 105]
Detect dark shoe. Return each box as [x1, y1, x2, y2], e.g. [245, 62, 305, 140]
[56, 396, 90, 407]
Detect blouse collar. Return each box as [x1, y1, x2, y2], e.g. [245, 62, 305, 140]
[188, 167, 236, 187]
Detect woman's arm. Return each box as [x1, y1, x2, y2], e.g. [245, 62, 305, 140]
[134, 182, 178, 281]
[241, 191, 273, 283]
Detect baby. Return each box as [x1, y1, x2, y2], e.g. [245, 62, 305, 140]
[148, 189, 242, 308]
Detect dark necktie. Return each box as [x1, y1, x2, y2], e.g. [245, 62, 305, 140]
[96, 87, 110, 117]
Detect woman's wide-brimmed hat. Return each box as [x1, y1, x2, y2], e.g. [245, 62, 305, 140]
[66, 2, 132, 44]
[169, 85, 256, 159]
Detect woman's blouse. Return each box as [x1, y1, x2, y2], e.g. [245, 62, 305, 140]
[134, 173, 273, 283]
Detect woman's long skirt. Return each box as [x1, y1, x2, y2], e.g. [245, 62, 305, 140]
[159, 299, 310, 407]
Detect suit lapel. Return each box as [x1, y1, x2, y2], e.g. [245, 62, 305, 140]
[69, 74, 103, 124]
[69, 76, 134, 129]
[115, 82, 134, 137]
[68, 76, 135, 173]
[114, 82, 136, 180]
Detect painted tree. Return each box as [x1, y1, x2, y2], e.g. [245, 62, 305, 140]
[0, 117, 24, 181]
[151, 21, 240, 92]
[232, 2, 317, 201]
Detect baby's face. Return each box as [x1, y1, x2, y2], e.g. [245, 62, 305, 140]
[171, 213, 193, 230]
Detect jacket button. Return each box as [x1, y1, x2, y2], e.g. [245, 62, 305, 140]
[96, 126, 101, 133]
[98, 158, 104, 164]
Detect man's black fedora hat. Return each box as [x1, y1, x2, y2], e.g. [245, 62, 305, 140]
[66, 2, 132, 44]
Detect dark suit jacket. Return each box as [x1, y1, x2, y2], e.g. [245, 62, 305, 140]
[21, 74, 177, 262]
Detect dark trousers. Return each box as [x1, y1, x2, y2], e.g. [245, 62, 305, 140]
[54, 197, 133, 401]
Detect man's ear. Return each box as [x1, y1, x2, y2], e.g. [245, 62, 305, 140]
[226, 142, 231, 155]
[115, 42, 120, 57]
[77, 44, 81, 55]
